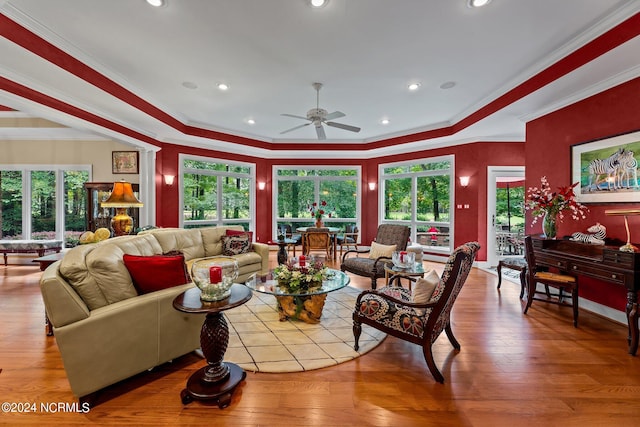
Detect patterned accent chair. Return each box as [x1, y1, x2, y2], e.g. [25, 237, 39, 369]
[353, 241, 480, 383]
[341, 224, 411, 289]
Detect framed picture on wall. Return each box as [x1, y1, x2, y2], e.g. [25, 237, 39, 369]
[571, 129, 640, 203]
[112, 151, 139, 174]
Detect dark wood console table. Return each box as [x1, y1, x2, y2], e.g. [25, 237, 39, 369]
[532, 237, 640, 355]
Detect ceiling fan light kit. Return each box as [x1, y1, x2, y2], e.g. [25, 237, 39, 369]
[280, 82, 361, 140]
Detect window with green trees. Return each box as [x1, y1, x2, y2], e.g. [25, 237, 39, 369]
[380, 155, 453, 253]
[181, 156, 255, 231]
[274, 167, 359, 236]
[0, 166, 89, 247]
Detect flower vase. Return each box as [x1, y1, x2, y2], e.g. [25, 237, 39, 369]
[542, 211, 557, 239]
[315, 219, 324, 228]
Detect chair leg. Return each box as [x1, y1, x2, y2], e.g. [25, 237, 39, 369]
[572, 289, 579, 328]
[524, 276, 534, 314]
[422, 345, 444, 383]
[353, 319, 362, 351]
[444, 324, 461, 350]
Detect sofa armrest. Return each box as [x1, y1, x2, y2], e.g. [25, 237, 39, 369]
[252, 242, 269, 272]
[40, 261, 90, 328]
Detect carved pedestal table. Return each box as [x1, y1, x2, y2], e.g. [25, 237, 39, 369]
[173, 284, 252, 408]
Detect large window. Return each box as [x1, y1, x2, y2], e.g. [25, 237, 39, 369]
[0, 166, 90, 247]
[180, 156, 255, 231]
[380, 155, 453, 253]
[274, 166, 360, 237]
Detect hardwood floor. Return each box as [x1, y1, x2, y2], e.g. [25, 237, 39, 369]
[1, 253, 640, 426]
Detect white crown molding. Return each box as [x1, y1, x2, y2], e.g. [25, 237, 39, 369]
[448, 1, 640, 129]
[519, 63, 640, 123]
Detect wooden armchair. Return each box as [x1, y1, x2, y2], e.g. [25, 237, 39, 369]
[340, 224, 410, 289]
[353, 242, 480, 383]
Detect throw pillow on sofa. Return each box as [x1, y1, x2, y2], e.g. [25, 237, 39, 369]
[123, 253, 189, 294]
[221, 234, 252, 256]
[225, 228, 254, 241]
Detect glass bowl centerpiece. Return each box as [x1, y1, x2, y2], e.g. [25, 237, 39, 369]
[273, 256, 329, 293]
[392, 250, 415, 269]
[190, 257, 239, 301]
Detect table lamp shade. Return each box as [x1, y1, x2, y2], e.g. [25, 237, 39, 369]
[100, 181, 143, 236]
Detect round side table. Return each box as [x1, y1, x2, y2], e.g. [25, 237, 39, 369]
[173, 284, 252, 408]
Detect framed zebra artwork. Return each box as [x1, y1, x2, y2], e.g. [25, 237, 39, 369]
[571, 129, 640, 203]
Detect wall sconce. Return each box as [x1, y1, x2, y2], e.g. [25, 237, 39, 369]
[163, 175, 175, 186]
[459, 176, 470, 187]
[368, 182, 377, 191]
[258, 181, 266, 190]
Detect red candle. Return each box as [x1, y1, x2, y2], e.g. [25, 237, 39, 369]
[299, 255, 306, 267]
[209, 266, 222, 283]
[400, 251, 407, 263]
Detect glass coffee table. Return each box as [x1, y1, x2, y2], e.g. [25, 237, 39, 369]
[384, 262, 426, 289]
[245, 268, 350, 323]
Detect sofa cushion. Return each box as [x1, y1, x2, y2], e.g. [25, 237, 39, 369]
[123, 253, 189, 294]
[60, 234, 162, 310]
[144, 228, 205, 261]
[221, 234, 252, 256]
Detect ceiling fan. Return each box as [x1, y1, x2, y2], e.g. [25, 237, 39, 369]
[280, 82, 361, 140]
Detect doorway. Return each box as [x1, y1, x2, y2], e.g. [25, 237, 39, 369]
[486, 166, 525, 268]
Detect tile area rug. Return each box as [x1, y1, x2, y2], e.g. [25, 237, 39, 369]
[224, 286, 387, 373]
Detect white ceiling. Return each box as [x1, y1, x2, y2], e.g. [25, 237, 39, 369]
[0, 0, 639, 157]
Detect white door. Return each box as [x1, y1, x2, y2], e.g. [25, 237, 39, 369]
[486, 166, 525, 268]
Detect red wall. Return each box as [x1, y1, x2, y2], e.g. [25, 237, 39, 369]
[155, 140, 525, 262]
[526, 76, 640, 311]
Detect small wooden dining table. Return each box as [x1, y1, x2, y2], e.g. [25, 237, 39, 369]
[296, 226, 341, 260]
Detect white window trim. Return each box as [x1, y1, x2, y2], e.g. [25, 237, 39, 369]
[272, 164, 361, 240]
[0, 164, 92, 242]
[378, 154, 454, 254]
[178, 154, 256, 231]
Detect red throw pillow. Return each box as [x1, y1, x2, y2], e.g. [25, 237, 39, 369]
[225, 229, 254, 241]
[123, 254, 189, 294]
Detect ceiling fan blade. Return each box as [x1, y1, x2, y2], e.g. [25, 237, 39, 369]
[325, 121, 361, 133]
[281, 113, 309, 121]
[280, 122, 311, 134]
[315, 124, 326, 140]
[324, 111, 345, 121]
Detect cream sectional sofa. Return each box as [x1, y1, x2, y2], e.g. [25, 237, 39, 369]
[40, 226, 268, 398]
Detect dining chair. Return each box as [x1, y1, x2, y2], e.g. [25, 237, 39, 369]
[336, 225, 359, 258]
[523, 235, 579, 327]
[303, 228, 332, 259]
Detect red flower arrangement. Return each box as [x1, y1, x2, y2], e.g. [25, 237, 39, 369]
[309, 200, 332, 220]
[525, 176, 588, 225]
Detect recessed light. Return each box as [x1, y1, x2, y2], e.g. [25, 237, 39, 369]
[309, 0, 329, 8]
[467, 0, 491, 8]
[247, 118, 256, 125]
[146, 0, 166, 7]
[408, 83, 421, 91]
[217, 83, 229, 91]
[381, 118, 390, 125]
[182, 81, 198, 90]
[440, 81, 456, 89]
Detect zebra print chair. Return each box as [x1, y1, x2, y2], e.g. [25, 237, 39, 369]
[523, 236, 579, 327]
[353, 242, 480, 383]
